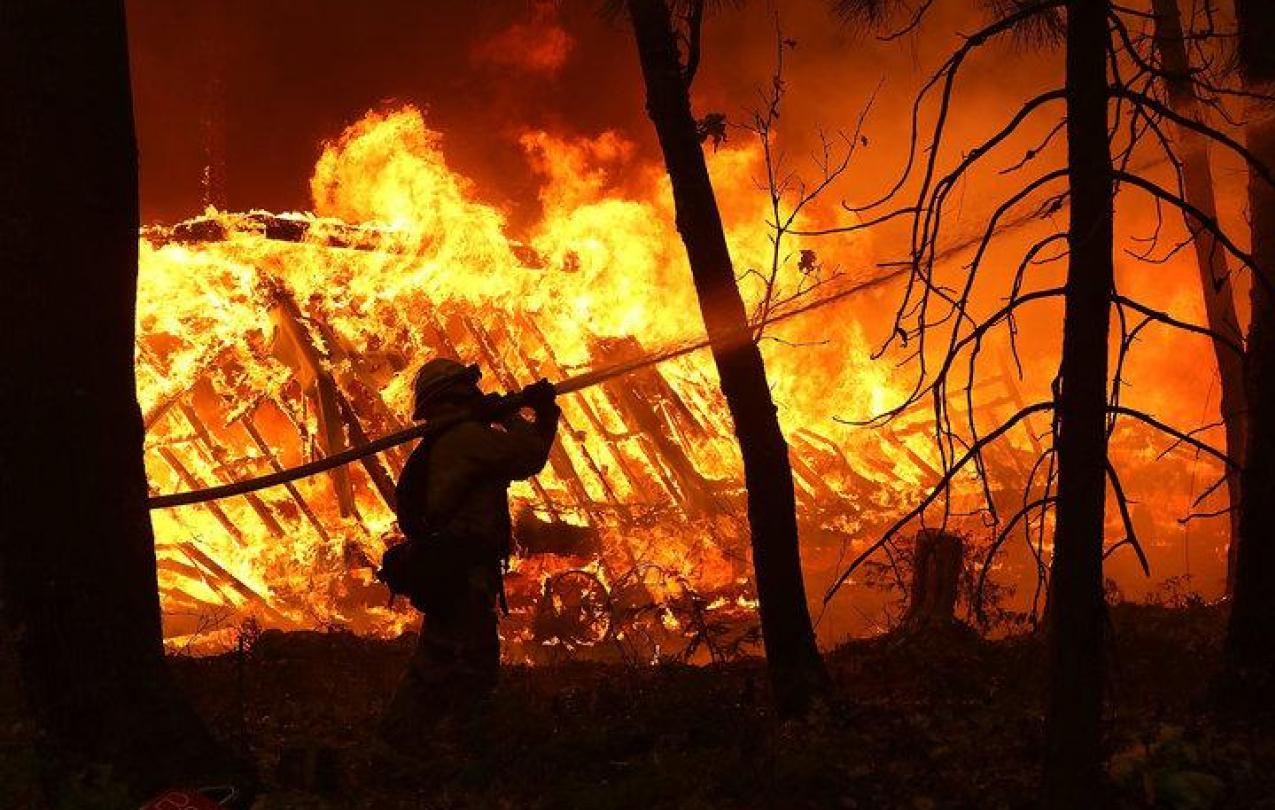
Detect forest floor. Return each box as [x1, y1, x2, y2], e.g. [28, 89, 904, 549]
[150, 601, 1273, 810]
[3, 601, 1271, 809]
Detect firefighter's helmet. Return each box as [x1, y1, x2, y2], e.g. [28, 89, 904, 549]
[412, 358, 480, 420]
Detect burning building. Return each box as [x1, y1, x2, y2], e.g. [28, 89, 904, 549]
[138, 105, 993, 656]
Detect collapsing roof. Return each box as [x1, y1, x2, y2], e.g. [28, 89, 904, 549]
[140, 211, 1032, 660]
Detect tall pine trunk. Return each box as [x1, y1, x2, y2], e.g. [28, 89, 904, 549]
[0, 1, 243, 798]
[1043, 1, 1113, 805]
[1226, 0, 1275, 690]
[626, 0, 828, 714]
[1151, 0, 1247, 591]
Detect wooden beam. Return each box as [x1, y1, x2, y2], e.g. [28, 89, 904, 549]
[156, 446, 244, 544]
[240, 412, 333, 546]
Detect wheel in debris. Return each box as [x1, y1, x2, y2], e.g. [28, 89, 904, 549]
[531, 569, 613, 650]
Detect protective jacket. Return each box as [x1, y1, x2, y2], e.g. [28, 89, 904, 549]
[381, 399, 560, 739]
[394, 401, 560, 561]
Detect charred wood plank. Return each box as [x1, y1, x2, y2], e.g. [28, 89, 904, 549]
[157, 446, 244, 544]
[240, 411, 333, 545]
[265, 282, 356, 515]
[591, 337, 721, 516]
[177, 541, 292, 626]
[520, 317, 650, 501]
[881, 426, 942, 481]
[791, 430, 881, 494]
[514, 510, 603, 558]
[179, 403, 286, 538]
[332, 389, 398, 510]
[304, 310, 411, 471]
[510, 317, 621, 506]
[143, 212, 398, 253]
[460, 312, 596, 521]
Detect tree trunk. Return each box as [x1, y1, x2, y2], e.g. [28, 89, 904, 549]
[1226, 0, 1275, 691]
[901, 530, 964, 633]
[1043, 2, 1113, 806]
[1150, 0, 1247, 591]
[0, 1, 246, 800]
[626, 0, 828, 715]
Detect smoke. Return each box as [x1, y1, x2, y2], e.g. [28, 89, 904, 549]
[471, 1, 576, 76]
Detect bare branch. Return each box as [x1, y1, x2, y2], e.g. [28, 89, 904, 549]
[1112, 293, 1244, 355]
[1105, 461, 1151, 577]
[1115, 171, 1272, 295]
[1108, 404, 1239, 468]
[1112, 86, 1275, 189]
[823, 402, 1055, 604]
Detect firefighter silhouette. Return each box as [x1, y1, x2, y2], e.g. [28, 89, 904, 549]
[381, 358, 559, 737]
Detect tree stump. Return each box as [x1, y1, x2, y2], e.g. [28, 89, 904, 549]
[901, 529, 965, 632]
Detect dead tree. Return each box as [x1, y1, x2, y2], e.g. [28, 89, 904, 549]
[735, 21, 868, 340]
[1150, 0, 1246, 591]
[626, 0, 829, 715]
[0, 1, 246, 799]
[1227, 0, 1275, 693]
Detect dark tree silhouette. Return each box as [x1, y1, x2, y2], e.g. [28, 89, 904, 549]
[0, 1, 245, 799]
[626, 0, 829, 715]
[1042, 2, 1113, 804]
[809, 8, 1110, 799]
[1149, 0, 1246, 591]
[1227, 0, 1275, 692]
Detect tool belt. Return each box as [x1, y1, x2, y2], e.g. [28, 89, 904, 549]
[381, 417, 515, 616]
[378, 531, 451, 613]
[378, 530, 509, 616]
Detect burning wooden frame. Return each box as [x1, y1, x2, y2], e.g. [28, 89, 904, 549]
[138, 210, 1048, 660]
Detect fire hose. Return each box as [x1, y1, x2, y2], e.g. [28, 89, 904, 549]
[147, 269, 903, 510]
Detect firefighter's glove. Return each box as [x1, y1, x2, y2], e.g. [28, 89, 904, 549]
[476, 392, 509, 419]
[522, 379, 557, 408]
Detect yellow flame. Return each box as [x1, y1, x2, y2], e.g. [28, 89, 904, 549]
[137, 104, 964, 654]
